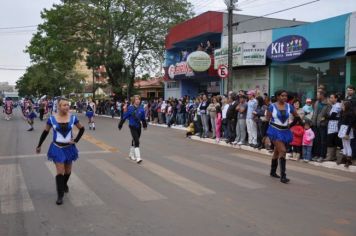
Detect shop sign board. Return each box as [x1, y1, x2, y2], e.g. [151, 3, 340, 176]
[242, 43, 266, 66]
[214, 44, 242, 69]
[345, 12, 356, 54]
[168, 62, 194, 79]
[214, 43, 267, 68]
[187, 51, 212, 72]
[267, 35, 309, 61]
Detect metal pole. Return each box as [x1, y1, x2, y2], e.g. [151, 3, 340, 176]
[227, 0, 235, 93]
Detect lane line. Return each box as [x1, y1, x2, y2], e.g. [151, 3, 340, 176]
[82, 134, 118, 152]
[0, 164, 34, 214]
[166, 155, 265, 190]
[143, 160, 215, 196]
[0, 150, 111, 160]
[45, 162, 104, 207]
[201, 154, 311, 185]
[88, 159, 166, 201]
[230, 153, 353, 182]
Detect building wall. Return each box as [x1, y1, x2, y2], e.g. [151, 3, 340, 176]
[223, 14, 306, 36]
[272, 13, 350, 48]
[221, 29, 272, 48]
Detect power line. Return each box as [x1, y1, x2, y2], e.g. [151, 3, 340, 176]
[0, 67, 27, 71]
[0, 25, 38, 30]
[233, 0, 320, 25]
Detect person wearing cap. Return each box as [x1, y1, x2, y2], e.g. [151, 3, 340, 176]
[302, 98, 313, 121]
[246, 90, 258, 147]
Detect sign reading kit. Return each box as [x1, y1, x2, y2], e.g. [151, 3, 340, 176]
[267, 35, 308, 61]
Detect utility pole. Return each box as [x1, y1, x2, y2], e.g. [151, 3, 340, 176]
[226, 0, 235, 93]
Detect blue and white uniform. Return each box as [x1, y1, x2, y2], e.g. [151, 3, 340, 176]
[267, 103, 295, 144]
[47, 115, 79, 163]
[86, 102, 95, 118]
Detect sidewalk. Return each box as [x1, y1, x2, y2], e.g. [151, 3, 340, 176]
[96, 114, 356, 173]
[148, 122, 356, 173]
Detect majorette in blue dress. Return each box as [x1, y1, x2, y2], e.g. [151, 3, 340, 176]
[86, 103, 95, 118]
[267, 103, 294, 144]
[47, 115, 79, 163]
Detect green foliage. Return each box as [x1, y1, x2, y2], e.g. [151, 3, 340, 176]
[19, 0, 193, 98]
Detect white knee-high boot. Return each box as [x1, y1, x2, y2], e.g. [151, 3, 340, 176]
[129, 147, 136, 161]
[134, 148, 142, 164]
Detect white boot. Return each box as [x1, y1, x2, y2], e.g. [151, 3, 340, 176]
[129, 147, 136, 161]
[134, 148, 142, 164]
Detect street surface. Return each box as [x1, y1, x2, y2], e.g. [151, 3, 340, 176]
[0, 108, 356, 236]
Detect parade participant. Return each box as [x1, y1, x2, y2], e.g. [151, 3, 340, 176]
[118, 95, 147, 164]
[3, 97, 13, 120]
[36, 98, 85, 205]
[26, 105, 37, 131]
[266, 90, 299, 184]
[86, 98, 96, 130]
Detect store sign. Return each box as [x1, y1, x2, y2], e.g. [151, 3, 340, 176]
[267, 35, 308, 61]
[168, 62, 194, 79]
[187, 51, 212, 72]
[214, 43, 266, 69]
[345, 12, 356, 54]
[242, 43, 266, 66]
[214, 45, 242, 69]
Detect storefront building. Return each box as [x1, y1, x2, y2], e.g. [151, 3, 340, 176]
[217, 16, 305, 95]
[269, 13, 355, 101]
[164, 11, 223, 99]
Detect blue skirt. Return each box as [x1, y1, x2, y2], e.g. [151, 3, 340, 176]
[47, 143, 79, 164]
[86, 111, 94, 118]
[27, 112, 37, 120]
[267, 125, 293, 144]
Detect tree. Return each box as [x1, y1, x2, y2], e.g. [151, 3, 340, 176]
[22, 0, 193, 98]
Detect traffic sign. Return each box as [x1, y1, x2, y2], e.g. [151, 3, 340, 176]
[218, 65, 228, 79]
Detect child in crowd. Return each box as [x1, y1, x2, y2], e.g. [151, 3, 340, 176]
[290, 117, 304, 161]
[302, 98, 313, 120]
[215, 105, 222, 143]
[337, 101, 355, 167]
[302, 120, 315, 162]
[186, 122, 195, 138]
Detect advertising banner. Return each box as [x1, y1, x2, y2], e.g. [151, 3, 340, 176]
[267, 35, 308, 61]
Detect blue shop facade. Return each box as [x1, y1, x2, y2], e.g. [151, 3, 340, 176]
[269, 12, 356, 101]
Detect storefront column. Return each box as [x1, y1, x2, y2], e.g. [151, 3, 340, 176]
[347, 55, 356, 87]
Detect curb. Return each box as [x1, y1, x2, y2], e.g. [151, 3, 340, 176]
[97, 115, 356, 173]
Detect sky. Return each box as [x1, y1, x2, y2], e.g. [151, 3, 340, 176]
[0, 0, 356, 85]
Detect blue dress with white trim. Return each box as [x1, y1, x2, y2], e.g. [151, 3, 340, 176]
[47, 115, 79, 163]
[86, 103, 95, 118]
[267, 103, 294, 144]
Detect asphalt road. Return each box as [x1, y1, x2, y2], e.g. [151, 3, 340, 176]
[0, 108, 355, 236]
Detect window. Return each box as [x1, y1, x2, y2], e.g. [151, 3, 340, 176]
[270, 58, 346, 102]
[167, 81, 179, 89]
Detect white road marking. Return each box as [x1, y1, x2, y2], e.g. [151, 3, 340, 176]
[143, 160, 215, 196]
[88, 159, 166, 201]
[201, 154, 311, 185]
[0, 150, 111, 160]
[0, 164, 34, 214]
[166, 155, 265, 190]
[45, 162, 104, 207]
[230, 153, 353, 182]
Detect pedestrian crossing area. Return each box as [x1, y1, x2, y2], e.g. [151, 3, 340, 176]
[0, 152, 354, 215]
